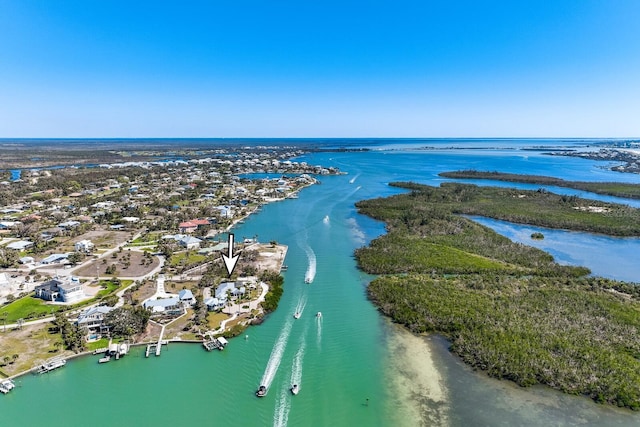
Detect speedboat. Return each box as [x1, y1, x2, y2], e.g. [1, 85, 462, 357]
[98, 355, 111, 364]
[294, 312, 301, 319]
[304, 278, 312, 284]
[256, 385, 267, 397]
[290, 384, 299, 395]
[316, 311, 322, 318]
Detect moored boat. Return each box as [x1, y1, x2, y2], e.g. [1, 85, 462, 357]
[98, 355, 111, 363]
[256, 385, 267, 397]
[0, 379, 16, 394]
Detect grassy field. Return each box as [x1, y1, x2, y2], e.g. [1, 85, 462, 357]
[169, 252, 207, 267]
[1, 297, 61, 323]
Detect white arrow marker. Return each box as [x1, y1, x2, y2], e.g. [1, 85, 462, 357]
[222, 233, 240, 277]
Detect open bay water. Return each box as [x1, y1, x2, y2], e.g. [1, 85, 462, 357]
[2, 140, 640, 426]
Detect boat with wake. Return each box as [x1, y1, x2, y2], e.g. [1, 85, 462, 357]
[316, 311, 322, 318]
[294, 312, 301, 319]
[256, 385, 267, 397]
[290, 384, 299, 395]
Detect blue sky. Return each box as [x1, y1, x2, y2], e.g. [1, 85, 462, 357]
[1, 1, 639, 137]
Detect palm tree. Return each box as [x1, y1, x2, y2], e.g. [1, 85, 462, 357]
[2, 356, 9, 366]
[11, 354, 18, 363]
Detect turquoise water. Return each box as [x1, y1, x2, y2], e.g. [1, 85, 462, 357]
[2, 141, 640, 426]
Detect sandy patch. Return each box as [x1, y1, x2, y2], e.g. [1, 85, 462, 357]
[385, 325, 449, 427]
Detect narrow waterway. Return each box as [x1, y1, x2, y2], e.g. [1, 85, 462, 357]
[2, 142, 640, 426]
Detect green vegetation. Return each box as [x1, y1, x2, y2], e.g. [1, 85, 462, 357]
[440, 170, 640, 199]
[369, 275, 640, 409]
[1, 297, 61, 323]
[169, 252, 207, 267]
[86, 338, 109, 351]
[356, 181, 640, 409]
[531, 232, 545, 240]
[384, 181, 640, 236]
[51, 312, 85, 353]
[261, 271, 284, 312]
[104, 306, 150, 338]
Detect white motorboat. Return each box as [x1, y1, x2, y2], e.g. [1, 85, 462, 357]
[294, 312, 301, 319]
[316, 311, 322, 318]
[290, 384, 299, 395]
[0, 379, 16, 394]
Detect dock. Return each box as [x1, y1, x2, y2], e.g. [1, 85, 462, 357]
[36, 356, 66, 374]
[146, 325, 168, 357]
[203, 336, 228, 351]
[0, 379, 16, 394]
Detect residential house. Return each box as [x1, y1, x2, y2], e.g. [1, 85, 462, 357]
[75, 239, 94, 253]
[204, 297, 225, 311]
[215, 281, 246, 305]
[178, 218, 210, 234]
[35, 277, 84, 303]
[144, 297, 182, 315]
[177, 235, 202, 250]
[178, 289, 195, 307]
[57, 220, 80, 230]
[40, 253, 69, 265]
[6, 240, 33, 250]
[76, 306, 114, 339]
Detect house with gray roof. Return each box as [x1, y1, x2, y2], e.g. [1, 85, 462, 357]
[35, 277, 84, 303]
[76, 306, 114, 339]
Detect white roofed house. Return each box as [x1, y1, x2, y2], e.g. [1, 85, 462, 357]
[34, 277, 84, 303]
[75, 239, 94, 253]
[204, 297, 225, 311]
[6, 240, 33, 250]
[144, 297, 183, 315]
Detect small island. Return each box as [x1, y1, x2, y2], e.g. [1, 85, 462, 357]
[439, 170, 640, 199]
[531, 232, 544, 240]
[355, 181, 640, 410]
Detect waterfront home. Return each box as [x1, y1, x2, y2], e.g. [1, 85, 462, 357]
[35, 277, 84, 303]
[177, 235, 202, 250]
[6, 240, 33, 250]
[75, 239, 94, 253]
[178, 289, 195, 307]
[215, 281, 246, 305]
[19, 256, 35, 264]
[144, 297, 182, 315]
[76, 306, 114, 339]
[204, 297, 225, 311]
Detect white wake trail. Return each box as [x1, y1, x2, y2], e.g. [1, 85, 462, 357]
[260, 318, 294, 390]
[349, 173, 360, 184]
[291, 333, 307, 388]
[304, 243, 316, 284]
[316, 315, 323, 349]
[273, 384, 291, 427]
[295, 293, 307, 315]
